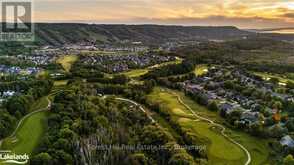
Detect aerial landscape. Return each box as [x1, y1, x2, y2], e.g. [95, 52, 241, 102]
[0, 0, 294, 165]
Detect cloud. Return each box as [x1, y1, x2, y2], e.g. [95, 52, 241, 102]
[127, 15, 293, 29]
[282, 13, 294, 18]
[32, 0, 294, 28]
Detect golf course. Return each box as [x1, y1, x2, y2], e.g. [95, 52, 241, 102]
[56, 55, 78, 72]
[0, 97, 51, 157]
[0, 85, 68, 165]
[147, 87, 270, 165]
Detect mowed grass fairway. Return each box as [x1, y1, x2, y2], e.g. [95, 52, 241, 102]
[147, 87, 270, 165]
[119, 57, 183, 78]
[1, 111, 49, 155]
[53, 80, 68, 86]
[254, 72, 294, 84]
[56, 55, 78, 72]
[1, 97, 50, 156]
[122, 69, 149, 78]
[194, 64, 208, 76]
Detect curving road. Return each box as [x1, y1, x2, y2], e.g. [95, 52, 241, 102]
[115, 98, 156, 123]
[171, 92, 251, 165]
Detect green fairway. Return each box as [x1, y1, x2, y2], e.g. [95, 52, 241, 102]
[53, 80, 68, 86]
[1, 111, 48, 155]
[0, 96, 50, 159]
[195, 64, 208, 76]
[115, 57, 183, 78]
[56, 55, 78, 72]
[147, 87, 270, 165]
[122, 69, 149, 78]
[254, 72, 294, 84]
[29, 97, 49, 112]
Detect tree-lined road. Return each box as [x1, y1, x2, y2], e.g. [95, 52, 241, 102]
[115, 98, 156, 123]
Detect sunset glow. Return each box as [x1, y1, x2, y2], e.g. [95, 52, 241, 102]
[34, 0, 294, 29]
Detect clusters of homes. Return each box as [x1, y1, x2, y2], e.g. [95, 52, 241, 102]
[159, 41, 200, 52]
[0, 65, 40, 75]
[82, 53, 176, 73]
[98, 44, 149, 52]
[180, 66, 294, 149]
[181, 66, 294, 126]
[16, 54, 57, 66]
[0, 90, 16, 105]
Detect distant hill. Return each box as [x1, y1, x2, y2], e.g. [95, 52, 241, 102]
[34, 24, 253, 45]
[247, 28, 294, 41]
[255, 27, 294, 32]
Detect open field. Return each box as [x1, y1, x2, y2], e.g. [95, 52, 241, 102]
[149, 57, 183, 69]
[54, 80, 68, 86]
[195, 64, 208, 76]
[147, 87, 270, 165]
[36, 70, 49, 79]
[56, 55, 78, 72]
[235, 50, 294, 65]
[120, 57, 183, 78]
[122, 69, 149, 78]
[287, 56, 294, 64]
[254, 72, 294, 84]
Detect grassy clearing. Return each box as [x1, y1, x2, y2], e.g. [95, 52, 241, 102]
[114, 57, 183, 78]
[1, 96, 50, 156]
[54, 80, 68, 86]
[174, 88, 270, 164]
[147, 87, 270, 165]
[149, 57, 183, 69]
[28, 97, 49, 113]
[224, 130, 271, 165]
[236, 50, 293, 65]
[1, 111, 48, 155]
[56, 55, 78, 72]
[195, 64, 208, 76]
[287, 56, 294, 64]
[254, 72, 294, 84]
[122, 69, 149, 78]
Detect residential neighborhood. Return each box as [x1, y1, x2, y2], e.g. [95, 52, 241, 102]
[180, 65, 294, 141]
[81, 53, 176, 73]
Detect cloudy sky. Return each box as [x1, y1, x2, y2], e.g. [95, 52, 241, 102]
[34, 0, 294, 29]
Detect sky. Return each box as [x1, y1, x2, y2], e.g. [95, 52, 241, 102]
[33, 0, 294, 29]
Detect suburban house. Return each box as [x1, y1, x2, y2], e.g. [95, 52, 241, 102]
[280, 135, 294, 148]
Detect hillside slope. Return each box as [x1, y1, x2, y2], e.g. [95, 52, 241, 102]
[35, 24, 252, 45]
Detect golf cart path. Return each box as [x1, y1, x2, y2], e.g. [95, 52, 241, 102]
[115, 97, 156, 123]
[0, 97, 51, 149]
[171, 92, 251, 165]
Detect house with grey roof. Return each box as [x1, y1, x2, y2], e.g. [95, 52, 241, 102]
[280, 135, 294, 148]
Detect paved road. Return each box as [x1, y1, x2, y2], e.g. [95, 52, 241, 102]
[171, 92, 251, 165]
[115, 98, 156, 123]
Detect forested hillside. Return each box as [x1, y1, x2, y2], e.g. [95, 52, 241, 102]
[34, 24, 252, 45]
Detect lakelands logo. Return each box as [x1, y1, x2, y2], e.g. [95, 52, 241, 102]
[0, 0, 34, 41]
[0, 152, 29, 164]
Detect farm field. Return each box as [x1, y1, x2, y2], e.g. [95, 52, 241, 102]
[56, 55, 78, 72]
[147, 87, 270, 165]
